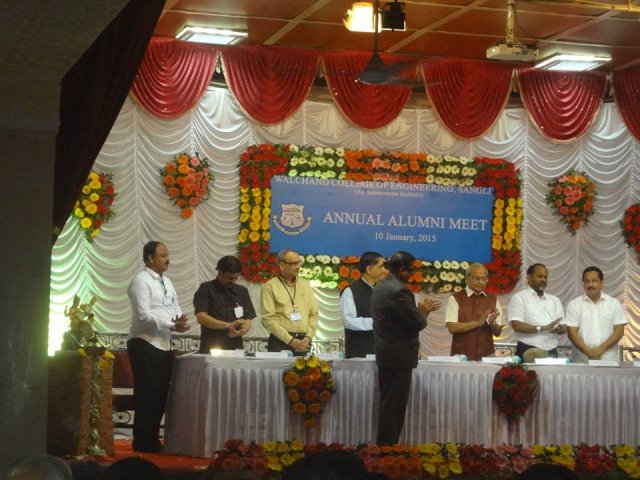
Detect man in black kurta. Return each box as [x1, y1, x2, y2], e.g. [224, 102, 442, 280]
[371, 251, 440, 445]
[193, 256, 256, 352]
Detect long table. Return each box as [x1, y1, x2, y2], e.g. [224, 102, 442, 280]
[164, 355, 640, 458]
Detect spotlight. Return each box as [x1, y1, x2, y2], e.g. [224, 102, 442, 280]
[381, 1, 406, 31]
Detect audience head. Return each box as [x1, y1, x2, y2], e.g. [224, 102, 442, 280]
[518, 463, 578, 480]
[102, 457, 162, 480]
[216, 255, 242, 288]
[359, 252, 386, 285]
[1, 454, 72, 480]
[385, 251, 416, 282]
[282, 450, 370, 480]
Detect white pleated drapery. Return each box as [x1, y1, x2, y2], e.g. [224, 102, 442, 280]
[49, 88, 640, 354]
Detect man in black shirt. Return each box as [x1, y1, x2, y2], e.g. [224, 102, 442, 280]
[194, 256, 256, 352]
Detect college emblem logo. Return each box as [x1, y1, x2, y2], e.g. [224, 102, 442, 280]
[273, 203, 312, 235]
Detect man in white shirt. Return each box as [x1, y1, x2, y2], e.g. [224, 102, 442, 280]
[508, 263, 565, 359]
[127, 241, 188, 452]
[445, 263, 503, 360]
[340, 251, 386, 358]
[565, 266, 627, 362]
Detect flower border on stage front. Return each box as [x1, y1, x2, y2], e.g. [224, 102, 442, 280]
[212, 439, 640, 479]
[237, 144, 522, 294]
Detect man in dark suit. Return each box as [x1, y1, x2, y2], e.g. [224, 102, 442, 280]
[371, 251, 440, 445]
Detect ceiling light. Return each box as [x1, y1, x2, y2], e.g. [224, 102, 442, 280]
[176, 26, 248, 45]
[535, 53, 611, 72]
[344, 1, 406, 32]
[343, 2, 378, 33]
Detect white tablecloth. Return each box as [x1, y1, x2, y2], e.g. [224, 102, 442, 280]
[164, 355, 640, 458]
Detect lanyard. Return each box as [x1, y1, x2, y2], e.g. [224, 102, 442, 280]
[278, 276, 297, 310]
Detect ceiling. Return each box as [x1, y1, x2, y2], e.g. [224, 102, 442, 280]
[155, 0, 640, 73]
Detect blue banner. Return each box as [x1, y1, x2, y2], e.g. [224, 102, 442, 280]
[270, 176, 494, 262]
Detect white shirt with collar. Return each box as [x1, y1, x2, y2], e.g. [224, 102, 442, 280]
[127, 266, 182, 350]
[444, 286, 504, 325]
[564, 292, 627, 362]
[340, 279, 374, 331]
[508, 286, 564, 350]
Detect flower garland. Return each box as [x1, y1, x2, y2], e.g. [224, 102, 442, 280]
[73, 170, 116, 242]
[238, 144, 522, 294]
[492, 362, 538, 424]
[238, 144, 289, 282]
[161, 152, 214, 219]
[212, 440, 640, 479]
[283, 356, 334, 428]
[546, 169, 596, 235]
[621, 204, 640, 260]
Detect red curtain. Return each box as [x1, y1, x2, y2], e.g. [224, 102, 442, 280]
[221, 46, 319, 124]
[612, 70, 640, 141]
[130, 37, 217, 118]
[322, 51, 415, 130]
[518, 68, 607, 141]
[422, 59, 513, 139]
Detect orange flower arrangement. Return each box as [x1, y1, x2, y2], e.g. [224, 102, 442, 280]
[546, 169, 596, 235]
[283, 356, 334, 428]
[161, 152, 214, 219]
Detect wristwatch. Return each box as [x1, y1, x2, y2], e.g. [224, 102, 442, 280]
[536, 325, 542, 333]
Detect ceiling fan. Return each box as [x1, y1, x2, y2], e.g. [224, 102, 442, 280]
[356, 0, 417, 86]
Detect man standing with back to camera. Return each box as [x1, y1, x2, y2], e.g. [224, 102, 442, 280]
[372, 251, 440, 445]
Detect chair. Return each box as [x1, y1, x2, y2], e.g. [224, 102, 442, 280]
[111, 350, 135, 427]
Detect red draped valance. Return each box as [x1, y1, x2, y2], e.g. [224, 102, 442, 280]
[518, 68, 607, 141]
[322, 51, 415, 130]
[131, 37, 217, 118]
[422, 59, 513, 139]
[612, 70, 640, 141]
[221, 46, 319, 124]
[130, 38, 640, 142]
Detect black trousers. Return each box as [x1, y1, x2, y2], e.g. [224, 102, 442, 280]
[344, 329, 374, 359]
[127, 338, 174, 450]
[376, 365, 413, 445]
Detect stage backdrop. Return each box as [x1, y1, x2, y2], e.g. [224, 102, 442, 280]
[49, 87, 640, 355]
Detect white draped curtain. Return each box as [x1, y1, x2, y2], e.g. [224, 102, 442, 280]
[49, 88, 640, 355]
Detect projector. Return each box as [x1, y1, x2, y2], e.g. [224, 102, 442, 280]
[486, 43, 539, 62]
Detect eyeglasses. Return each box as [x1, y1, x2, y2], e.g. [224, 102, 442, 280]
[281, 260, 303, 266]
